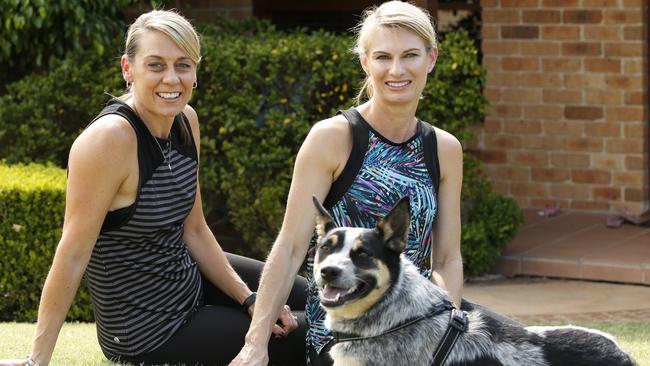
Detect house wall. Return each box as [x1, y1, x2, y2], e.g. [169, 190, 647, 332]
[477, 0, 649, 217]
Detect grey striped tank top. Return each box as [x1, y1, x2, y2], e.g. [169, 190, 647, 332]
[84, 100, 202, 357]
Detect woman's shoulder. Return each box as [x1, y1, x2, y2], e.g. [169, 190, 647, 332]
[182, 104, 198, 123]
[73, 113, 136, 157]
[424, 124, 463, 181]
[427, 124, 462, 155]
[295, 114, 353, 178]
[309, 113, 350, 140]
[83, 112, 135, 139]
[298, 114, 352, 168]
[181, 104, 200, 135]
[66, 112, 136, 196]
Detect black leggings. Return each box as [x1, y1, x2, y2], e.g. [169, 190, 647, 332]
[111, 253, 309, 366]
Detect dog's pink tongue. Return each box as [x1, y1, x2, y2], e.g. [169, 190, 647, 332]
[322, 285, 347, 299]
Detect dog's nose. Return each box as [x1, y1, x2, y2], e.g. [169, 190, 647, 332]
[320, 266, 341, 282]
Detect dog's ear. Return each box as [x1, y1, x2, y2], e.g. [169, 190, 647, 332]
[377, 196, 410, 253]
[313, 195, 337, 240]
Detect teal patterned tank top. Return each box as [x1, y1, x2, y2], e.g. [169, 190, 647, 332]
[305, 108, 440, 357]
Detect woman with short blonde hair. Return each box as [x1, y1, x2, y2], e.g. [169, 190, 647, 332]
[0, 9, 306, 366]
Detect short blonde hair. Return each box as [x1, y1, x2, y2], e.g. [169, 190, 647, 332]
[353, 1, 437, 103]
[124, 9, 201, 65]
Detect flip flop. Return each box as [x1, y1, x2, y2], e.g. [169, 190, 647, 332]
[616, 208, 639, 224]
[606, 208, 639, 228]
[537, 204, 561, 217]
[606, 214, 624, 228]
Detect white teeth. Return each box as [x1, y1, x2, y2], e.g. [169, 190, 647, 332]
[335, 293, 341, 302]
[346, 286, 357, 294]
[158, 92, 180, 99]
[387, 81, 410, 88]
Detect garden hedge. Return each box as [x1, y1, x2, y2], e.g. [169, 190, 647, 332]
[0, 40, 125, 167]
[0, 0, 135, 86]
[0, 21, 523, 322]
[0, 163, 93, 321]
[460, 157, 523, 276]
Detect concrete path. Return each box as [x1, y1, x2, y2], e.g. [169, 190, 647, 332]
[464, 277, 650, 323]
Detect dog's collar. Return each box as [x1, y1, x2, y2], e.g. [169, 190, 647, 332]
[332, 300, 455, 343]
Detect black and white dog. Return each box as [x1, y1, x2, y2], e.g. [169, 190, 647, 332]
[312, 196, 637, 366]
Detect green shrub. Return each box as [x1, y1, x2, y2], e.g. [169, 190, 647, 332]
[0, 163, 93, 322]
[196, 29, 361, 248]
[0, 0, 134, 86]
[0, 39, 125, 166]
[0, 21, 521, 276]
[461, 157, 524, 276]
[196, 16, 277, 37]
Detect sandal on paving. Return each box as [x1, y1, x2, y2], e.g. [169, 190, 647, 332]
[538, 204, 561, 218]
[606, 208, 639, 228]
[606, 214, 625, 228]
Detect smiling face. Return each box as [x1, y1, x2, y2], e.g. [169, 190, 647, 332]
[122, 30, 197, 123]
[360, 26, 437, 107]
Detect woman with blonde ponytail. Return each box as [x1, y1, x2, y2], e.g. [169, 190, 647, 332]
[231, 2, 491, 365]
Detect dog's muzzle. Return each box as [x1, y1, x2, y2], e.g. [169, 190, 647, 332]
[317, 265, 373, 307]
[320, 266, 342, 282]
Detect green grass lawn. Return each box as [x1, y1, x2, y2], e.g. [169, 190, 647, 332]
[0, 322, 109, 366]
[1, 321, 648, 365]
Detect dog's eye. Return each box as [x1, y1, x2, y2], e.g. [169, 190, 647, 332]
[354, 247, 370, 257]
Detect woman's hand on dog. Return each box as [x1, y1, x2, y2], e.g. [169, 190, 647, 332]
[274, 304, 298, 337]
[247, 304, 297, 338]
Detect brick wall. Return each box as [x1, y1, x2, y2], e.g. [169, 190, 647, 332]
[477, 0, 649, 217]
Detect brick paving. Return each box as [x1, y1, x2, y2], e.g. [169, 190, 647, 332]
[464, 275, 650, 325]
[485, 210, 650, 325]
[493, 210, 650, 285]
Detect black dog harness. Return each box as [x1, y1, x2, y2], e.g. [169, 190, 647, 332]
[332, 300, 469, 366]
[431, 308, 469, 365]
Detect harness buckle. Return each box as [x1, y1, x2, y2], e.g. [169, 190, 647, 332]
[449, 309, 468, 332]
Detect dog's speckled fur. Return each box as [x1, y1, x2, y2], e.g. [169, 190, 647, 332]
[312, 196, 637, 366]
